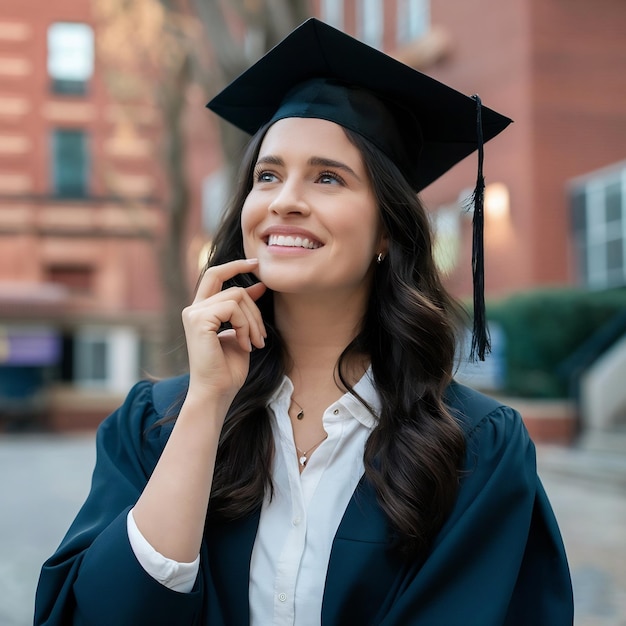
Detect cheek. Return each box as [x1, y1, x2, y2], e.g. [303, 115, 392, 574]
[240, 202, 256, 243]
[354, 210, 383, 252]
[239, 230, 254, 261]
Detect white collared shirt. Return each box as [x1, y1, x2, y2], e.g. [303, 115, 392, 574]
[127, 369, 380, 625]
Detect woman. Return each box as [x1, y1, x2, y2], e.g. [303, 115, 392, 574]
[35, 19, 573, 626]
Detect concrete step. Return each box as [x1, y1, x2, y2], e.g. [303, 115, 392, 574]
[578, 427, 626, 454]
[536, 429, 626, 490]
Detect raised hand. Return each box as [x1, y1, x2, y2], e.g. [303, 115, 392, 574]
[182, 258, 267, 406]
[131, 259, 267, 563]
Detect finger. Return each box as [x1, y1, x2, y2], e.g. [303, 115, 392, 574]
[246, 281, 267, 302]
[194, 283, 267, 342]
[223, 302, 255, 353]
[194, 300, 252, 353]
[204, 283, 267, 344]
[237, 292, 266, 349]
[194, 258, 259, 304]
[244, 283, 268, 338]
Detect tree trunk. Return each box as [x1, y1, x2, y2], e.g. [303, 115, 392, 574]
[156, 48, 193, 376]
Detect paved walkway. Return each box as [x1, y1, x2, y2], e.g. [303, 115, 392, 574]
[537, 437, 626, 626]
[1, 432, 625, 626]
[0, 434, 96, 626]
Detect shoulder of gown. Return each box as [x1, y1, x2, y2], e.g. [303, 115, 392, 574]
[374, 379, 574, 625]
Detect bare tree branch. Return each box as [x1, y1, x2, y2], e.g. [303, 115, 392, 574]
[92, 0, 312, 375]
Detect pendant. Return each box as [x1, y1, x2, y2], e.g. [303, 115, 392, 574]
[299, 455, 307, 467]
[296, 409, 304, 420]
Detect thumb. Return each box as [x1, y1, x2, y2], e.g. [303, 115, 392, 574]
[246, 282, 267, 301]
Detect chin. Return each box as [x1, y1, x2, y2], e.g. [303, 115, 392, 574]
[259, 275, 309, 294]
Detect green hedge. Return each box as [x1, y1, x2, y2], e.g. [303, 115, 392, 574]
[485, 286, 626, 398]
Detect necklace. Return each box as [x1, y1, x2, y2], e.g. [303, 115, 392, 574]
[295, 434, 328, 467]
[290, 398, 305, 420]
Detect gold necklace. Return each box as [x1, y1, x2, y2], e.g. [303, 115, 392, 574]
[295, 434, 328, 467]
[290, 397, 305, 420]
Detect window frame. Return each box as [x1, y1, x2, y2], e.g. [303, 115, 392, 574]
[51, 128, 90, 199]
[569, 162, 626, 289]
[396, 0, 430, 44]
[357, 0, 383, 48]
[321, 0, 344, 29]
[73, 326, 140, 391]
[74, 328, 109, 388]
[47, 22, 95, 96]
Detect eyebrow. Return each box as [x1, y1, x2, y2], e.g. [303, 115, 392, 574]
[255, 154, 362, 182]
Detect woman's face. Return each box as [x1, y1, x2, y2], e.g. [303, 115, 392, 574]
[241, 117, 387, 299]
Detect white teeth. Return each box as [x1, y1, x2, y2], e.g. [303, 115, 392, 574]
[267, 234, 320, 249]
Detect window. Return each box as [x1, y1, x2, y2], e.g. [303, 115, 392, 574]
[570, 162, 626, 289]
[74, 326, 140, 391]
[397, 0, 430, 44]
[47, 22, 94, 95]
[74, 329, 108, 387]
[358, 0, 383, 48]
[321, 0, 344, 29]
[51, 129, 89, 198]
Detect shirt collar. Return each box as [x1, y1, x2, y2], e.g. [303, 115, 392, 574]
[339, 367, 380, 429]
[266, 367, 381, 430]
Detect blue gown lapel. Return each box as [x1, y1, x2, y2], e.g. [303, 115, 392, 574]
[322, 476, 407, 625]
[205, 509, 261, 625]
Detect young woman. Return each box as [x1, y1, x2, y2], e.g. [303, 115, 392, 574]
[35, 19, 573, 626]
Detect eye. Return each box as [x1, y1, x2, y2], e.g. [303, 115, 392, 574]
[254, 168, 278, 184]
[317, 170, 345, 185]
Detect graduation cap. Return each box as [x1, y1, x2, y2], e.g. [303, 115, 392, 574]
[207, 18, 512, 360]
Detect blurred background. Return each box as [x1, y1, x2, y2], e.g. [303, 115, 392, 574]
[0, 0, 624, 624]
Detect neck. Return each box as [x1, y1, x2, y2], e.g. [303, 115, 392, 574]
[274, 290, 368, 386]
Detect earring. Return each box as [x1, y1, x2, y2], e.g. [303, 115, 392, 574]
[376, 252, 385, 264]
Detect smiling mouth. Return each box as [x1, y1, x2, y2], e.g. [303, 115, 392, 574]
[267, 234, 322, 249]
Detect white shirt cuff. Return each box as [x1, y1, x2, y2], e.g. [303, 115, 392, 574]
[126, 508, 199, 593]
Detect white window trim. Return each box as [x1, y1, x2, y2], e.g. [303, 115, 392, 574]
[47, 22, 94, 82]
[321, 0, 344, 29]
[397, 0, 430, 44]
[74, 326, 139, 391]
[358, 0, 383, 48]
[569, 162, 626, 289]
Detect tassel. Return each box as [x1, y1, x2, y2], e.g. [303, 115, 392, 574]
[470, 95, 490, 361]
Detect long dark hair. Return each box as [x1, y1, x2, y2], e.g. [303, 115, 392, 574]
[203, 123, 466, 557]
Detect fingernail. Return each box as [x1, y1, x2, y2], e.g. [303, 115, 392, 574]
[246, 258, 259, 264]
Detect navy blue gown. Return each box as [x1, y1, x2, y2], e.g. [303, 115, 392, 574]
[34, 377, 574, 625]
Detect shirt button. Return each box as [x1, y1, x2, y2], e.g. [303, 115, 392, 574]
[278, 593, 287, 602]
[293, 517, 301, 525]
[333, 408, 339, 415]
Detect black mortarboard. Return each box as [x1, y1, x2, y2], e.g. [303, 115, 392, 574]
[206, 18, 512, 359]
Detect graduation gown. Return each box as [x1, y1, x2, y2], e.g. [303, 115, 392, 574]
[34, 377, 573, 626]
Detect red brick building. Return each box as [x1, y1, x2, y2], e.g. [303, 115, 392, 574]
[1, 0, 625, 432]
[418, 0, 626, 299]
[0, 0, 164, 428]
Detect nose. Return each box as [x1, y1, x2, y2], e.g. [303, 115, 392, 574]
[268, 178, 310, 216]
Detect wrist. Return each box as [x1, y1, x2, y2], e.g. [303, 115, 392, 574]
[179, 386, 233, 427]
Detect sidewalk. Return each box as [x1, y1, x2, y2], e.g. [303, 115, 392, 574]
[0, 433, 96, 626]
[539, 429, 626, 488]
[537, 431, 626, 626]
[0, 431, 624, 626]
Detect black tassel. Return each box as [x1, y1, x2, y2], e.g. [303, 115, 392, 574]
[470, 95, 490, 361]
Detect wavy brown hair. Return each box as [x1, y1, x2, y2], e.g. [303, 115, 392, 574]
[203, 123, 466, 557]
